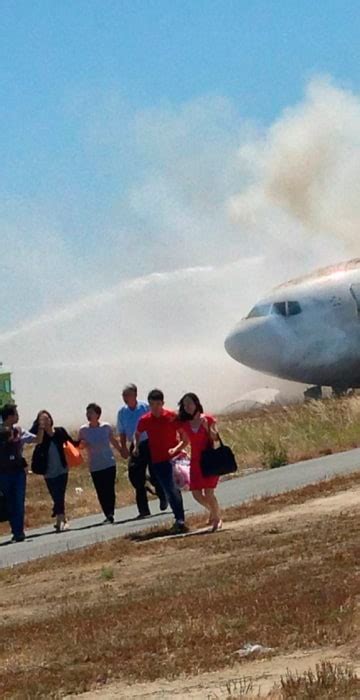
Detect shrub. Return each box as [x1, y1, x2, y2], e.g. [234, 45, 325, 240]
[279, 661, 360, 699]
[261, 439, 288, 469]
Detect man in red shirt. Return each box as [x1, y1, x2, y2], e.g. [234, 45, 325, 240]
[135, 388, 188, 534]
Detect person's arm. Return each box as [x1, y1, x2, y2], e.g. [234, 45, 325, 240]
[119, 433, 129, 459]
[133, 430, 141, 456]
[116, 409, 129, 458]
[62, 428, 81, 447]
[169, 427, 189, 458]
[209, 422, 220, 442]
[133, 417, 147, 456]
[21, 429, 37, 445]
[201, 416, 220, 443]
[76, 429, 87, 451]
[35, 428, 45, 445]
[109, 427, 122, 454]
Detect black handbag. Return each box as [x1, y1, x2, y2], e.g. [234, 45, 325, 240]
[31, 444, 48, 475]
[200, 436, 238, 477]
[0, 490, 8, 523]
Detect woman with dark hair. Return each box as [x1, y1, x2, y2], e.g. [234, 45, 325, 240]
[78, 403, 122, 524]
[31, 410, 77, 532]
[172, 393, 222, 531]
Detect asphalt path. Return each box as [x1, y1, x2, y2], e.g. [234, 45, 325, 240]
[1, 447, 360, 569]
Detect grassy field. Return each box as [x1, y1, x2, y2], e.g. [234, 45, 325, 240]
[218, 394, 360, 470]
[1, 394, 360, 535]
[0, 473, 359, 699]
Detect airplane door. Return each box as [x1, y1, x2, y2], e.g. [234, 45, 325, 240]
[350, 284, 360, 314]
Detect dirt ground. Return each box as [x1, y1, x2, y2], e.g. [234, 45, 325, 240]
[2, 484, 359, 699]
[67, 487, 360, 699]
[66, 647, 360, 699]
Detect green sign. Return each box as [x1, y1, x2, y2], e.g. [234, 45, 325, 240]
[0, 372, 13, 409]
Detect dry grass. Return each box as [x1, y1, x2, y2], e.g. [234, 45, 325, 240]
[0, 468, 359, 579]
[0, 483, 359, 699]
[278, 661, 360, 699]
[1, 395, 360, 534]
[218, 395, 360, 470]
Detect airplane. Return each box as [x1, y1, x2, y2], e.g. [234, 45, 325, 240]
[225, 258, 360, 398]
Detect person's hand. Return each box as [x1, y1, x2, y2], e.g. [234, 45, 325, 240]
[39, 415, 47, 430]
[168, 447, 177, 457]
[132, 447, 139, 458]
[120, 446, 129, 460]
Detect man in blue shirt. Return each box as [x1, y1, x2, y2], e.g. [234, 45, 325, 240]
[117, 384, 168, 517]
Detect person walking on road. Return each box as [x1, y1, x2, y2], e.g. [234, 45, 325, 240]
[78, 403, 122, 524]
[0, 404, 35, 542]
[174, 393, 222, 531]
[30, 410, 78, 532]
[134, 389, 188, 534]
[117, 383, 168, 518]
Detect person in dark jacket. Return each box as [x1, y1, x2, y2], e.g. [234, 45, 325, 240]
[0, 404, 35, 542]
[30, 410, 78, 532]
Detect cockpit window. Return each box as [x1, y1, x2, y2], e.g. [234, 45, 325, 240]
[246, 300, 302, 319]
[272, 302, 287, 316]
[272, 301, 302, 317]
[246, 304, 271, 318]
[287, 301, 302, 316]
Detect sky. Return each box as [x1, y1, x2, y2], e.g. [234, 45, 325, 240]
[1, 0, 360, 424]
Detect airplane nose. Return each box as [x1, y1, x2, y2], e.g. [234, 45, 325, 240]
[225, 319, 282, 372]
[224, 323, 246, 362]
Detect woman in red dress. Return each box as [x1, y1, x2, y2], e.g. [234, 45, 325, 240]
[173, 393, 222, 531]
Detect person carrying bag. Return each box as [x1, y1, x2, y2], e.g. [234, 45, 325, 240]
[30, 410, 80, 532]
[174, 393, 226, 532]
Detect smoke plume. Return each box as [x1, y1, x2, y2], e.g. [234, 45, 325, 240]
[1, 78, 358, 424]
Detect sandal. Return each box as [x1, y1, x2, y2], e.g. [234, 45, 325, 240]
[211, 518, 223, 532]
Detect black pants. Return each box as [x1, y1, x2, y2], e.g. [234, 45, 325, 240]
[91, 466, 116, 518]
[128, 440, 167, 516]
[45, 473, 68, 516]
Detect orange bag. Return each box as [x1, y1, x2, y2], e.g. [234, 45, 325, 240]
[63, 441, 83, 468]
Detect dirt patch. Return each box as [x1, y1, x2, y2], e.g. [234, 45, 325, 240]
[66, 647, 360, 698]
[1, 485, 360, 699]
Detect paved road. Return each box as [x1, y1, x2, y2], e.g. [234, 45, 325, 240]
[1, 447, 360, 569]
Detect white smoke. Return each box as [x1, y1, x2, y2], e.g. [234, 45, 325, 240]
[1, 79, 359, 424]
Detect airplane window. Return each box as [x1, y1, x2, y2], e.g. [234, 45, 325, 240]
[246, 304, 271, 318]
[272, 302, 287, 316]
[287, 301, 302, 315]
[247, 301, 302, 319]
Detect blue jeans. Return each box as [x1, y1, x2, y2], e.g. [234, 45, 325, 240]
[152, 461, 185, 523]
[0, 470, 26, 539]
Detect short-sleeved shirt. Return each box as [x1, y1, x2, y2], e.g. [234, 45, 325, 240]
[45, 441, 68, 479]
[137, 409, 181, 464]
[78, 422, 116, 472]
[116, 401, 149, 442]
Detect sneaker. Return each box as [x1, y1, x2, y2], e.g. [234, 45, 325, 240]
[135, 513, 151, 520]
[159, 498, 168, 512]
[169, 522, 189, 535]
[11, 533, 25, 543]
[103, 515, 114, 524]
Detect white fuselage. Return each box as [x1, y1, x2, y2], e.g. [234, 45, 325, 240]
[225, 262, 360, 388]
